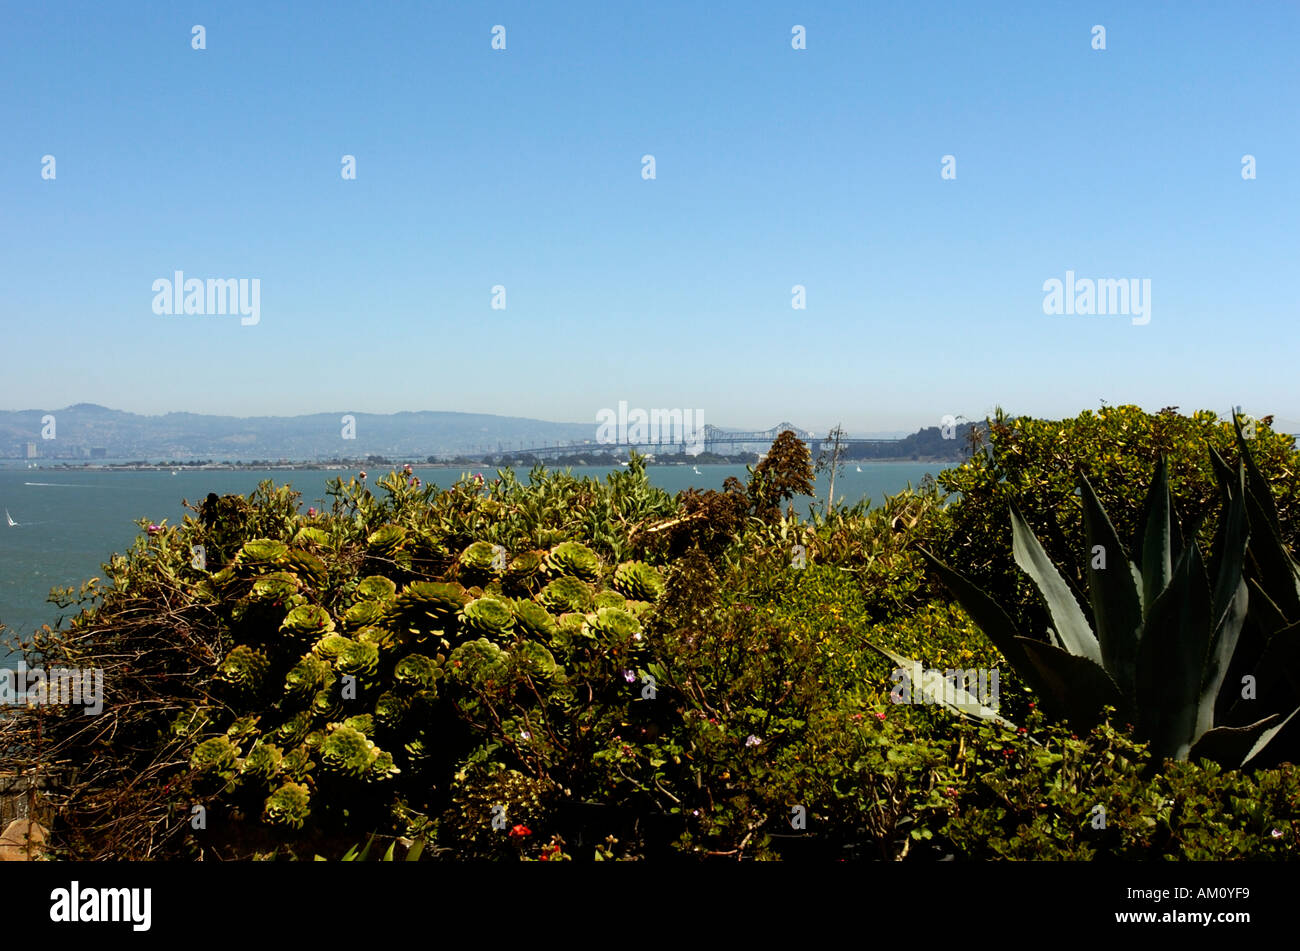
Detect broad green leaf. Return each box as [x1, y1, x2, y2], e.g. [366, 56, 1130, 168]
[1136, 542, 1212, 763]
[1079, 474, 1142, 696]
[917, 547, 1032, 673]
[1010, 502, 1102, 666]
[1137, 456, 1173, 615]
[1015, 638, 1125, 732]
[1188, 708, 1298, 769]
[865, 640, 1021, 731]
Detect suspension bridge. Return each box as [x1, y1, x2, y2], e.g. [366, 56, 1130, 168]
[494, 423, 904, 459]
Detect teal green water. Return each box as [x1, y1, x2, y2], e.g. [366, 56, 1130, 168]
[0, 462, 943, 653]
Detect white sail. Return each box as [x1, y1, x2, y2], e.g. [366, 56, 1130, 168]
[5, 509, 17, 527]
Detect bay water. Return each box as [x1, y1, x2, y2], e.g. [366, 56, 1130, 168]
[0, 461, 945, 656]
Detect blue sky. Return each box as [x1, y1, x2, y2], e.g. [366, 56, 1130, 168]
[2, 1, 1297, 435]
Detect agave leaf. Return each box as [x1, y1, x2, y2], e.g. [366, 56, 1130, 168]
[865, 641, 1020, 731]
[1234, 415, 1300, 620]
[383, 841, 396, 862]
[1196, 576, 1248, 743]
[1255, 618, 1300, 699]
[1187, 710, 1296, 769]
[1009, 502, 1102, 666]
[1015, 638, 1125, 731]
[1137, 456, 1173, 616]
[405, 838, 426, 862]
[1242, 706, 1300, 767]
[1136, 541, 1212, 763]
[916, 548, 1034, 674]
[1079, 474, 1143, 696]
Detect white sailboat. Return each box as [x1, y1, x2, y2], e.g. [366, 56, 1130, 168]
[856, 466, 862, 472]
[692, 466, 702, 475]
[5, 509, 17, 527]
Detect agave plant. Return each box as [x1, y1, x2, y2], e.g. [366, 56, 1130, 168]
[910, 453, 1299, 768]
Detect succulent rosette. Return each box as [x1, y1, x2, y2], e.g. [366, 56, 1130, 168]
[543, 541, 601, 582]
[612, 560, 665, 602]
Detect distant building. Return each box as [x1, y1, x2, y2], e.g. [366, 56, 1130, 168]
[25, 442, 37, 459]
[90, 447, 108, 459]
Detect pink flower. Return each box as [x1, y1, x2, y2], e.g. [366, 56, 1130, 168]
[403, 464, 413, 474]
[874, 712, 886, 721]
[147, 524, 162, 535]
[622, 669, 636, 683]
[307, 507, 316, 517]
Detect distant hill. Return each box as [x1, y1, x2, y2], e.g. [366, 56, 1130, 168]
[0, 405, 598, 461]
[0, 404, 988, 463]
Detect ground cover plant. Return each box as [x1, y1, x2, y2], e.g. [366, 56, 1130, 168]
[3, 407, 1299, 860]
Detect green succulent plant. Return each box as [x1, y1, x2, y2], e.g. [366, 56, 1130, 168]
[514, 641, 559, 679]
[373, 691, 410, 731]
[292, 526, 331, 548]
[366, 524, 407, 552]
[241, 742, 284, 785]
[319, 724, 380, 777]
[504, 550, 546, 592]
[540, 576, 595, 614]
[191, 736, 239, 773]
[460, 595, 516, 638]
[217, 646, 270, 695]
[338, 640, 381, 678]
[613, 560, 665, 602]
[368, 750, 400, 783]
[460, 540, 507, 576]
[544, 541, 602, 582]
[313, 633, 356, 662]
[344, 713, 375, 736]
[593, 590, 628, 610]
[512, 600, 558, 640]
[284, 654, 333, 700]
[249, 571, 300, 603]
[394, 653, 441, 692]
[344, 600, 387, 631]
[912, 451, 1300, 768]
[274, 710, 314, 748]
[170, 706, 215, 740]
[355, 576, 398, 602]
[393, 581, 468, 636]
[311, 685, 345, 721]
[282, 604, 335, 640]
[279, 745, 314, 783]
[226, 715, 261, 744]
[263, 781, 312, 829]
[236, 539, 290, 567]
[584, 606, 643, 642]
[447, 638, 511, 688]
[286, 549, 329, 588]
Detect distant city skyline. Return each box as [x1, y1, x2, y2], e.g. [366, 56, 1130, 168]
[3, 2, 1297, 432]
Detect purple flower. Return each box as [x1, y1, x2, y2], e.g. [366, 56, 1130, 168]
[147, 524, 162, 535]
[403, 464, 413, 474]
[745, 735, 762, 748]
[520, 731, 531, 741]
[622, 669, 636, 683]
[306, 507, 316, 517]
[1272, 828, 1284, 839]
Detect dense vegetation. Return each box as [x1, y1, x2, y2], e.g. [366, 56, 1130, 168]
[4, 406, 1299, 860]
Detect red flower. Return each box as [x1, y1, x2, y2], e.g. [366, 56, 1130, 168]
[509, 824, 531, 838]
